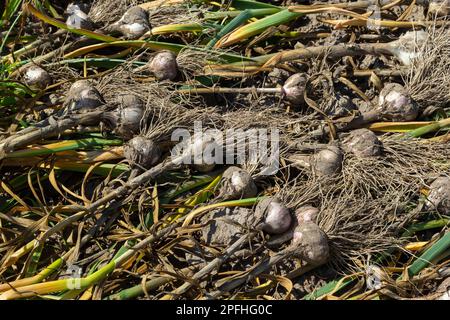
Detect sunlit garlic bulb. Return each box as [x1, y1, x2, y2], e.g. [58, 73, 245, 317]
[149, 51, 178, 81]
[343, 128, 383, 158]
[124, 136, 161, 168]
[23, 65, 52, 90]
[171, 130, 221, 171]
[102, 94, 144, 140]
[66, 80, 105, 113]
[255, 197, 292, 234]
[108, 6, 150, 39]
[378, 83, 418, 121]
[218, 166, 258, 200]
[313, 146, 343, 176]
[190, 132, 221, 172]
[265, 205, 320, 248]
[66, 3, 93, 30]
[291, 222, 329, 264]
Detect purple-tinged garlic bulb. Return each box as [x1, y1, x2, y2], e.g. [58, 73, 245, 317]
[218, 166, 258, 200]
[108, 6, 150, 39]
[425, 176, 450, 213]
[124, 136, 161, 168]
[378, 83, 419, 121]
[255, 197, 292, 234]
[282, 73, 308, 105]
[291, 221, 329, 264]
[343, 128, 383, 158]
[267, 205, 320, 247]
[22, 65, 52, 90]
[149, 51, 178, 81]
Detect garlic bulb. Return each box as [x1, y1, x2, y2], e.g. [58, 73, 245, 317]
[66, 80, 105, 113]
[313, 145, 343, 176]
[149, 51, 178, 81]
[66, 3, 93, 30]
[189, 132, 221, 172]
[378, 83, 418, 121]
[425, 176, 450, 213]
[102, 94, 144, 140]
[218, 166, 258, 200]
[255, 197, 292, 234]
[23, 65, 52, 90]
[343, 128, 382, 158]
[282, 73, 308, 105]
[124, 136, 161, 168]
[289, 145, 343, 177]
[266, 205, 320, 247]
[291, 222, 329, 264]
[108, 6, 149, 39]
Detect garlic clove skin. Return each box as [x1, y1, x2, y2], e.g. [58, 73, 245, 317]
[255, 197, 292, 235]
[110, 6, 149, 39]
[291, 222, 329, 265]
[149, 51, 178, 81]
[23, 65, 52, 90]
[218, 166, 258, 200]
[282, 73, 308, 105]
[343, 128, 383, 158]
[378, 83, 418, 121]
[425, 176, 450, 213]
[66, 3, 93, 30]
[66, 80, 105, 113]
[124, 136, 161, 168]
[313, 145, 343, 176]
